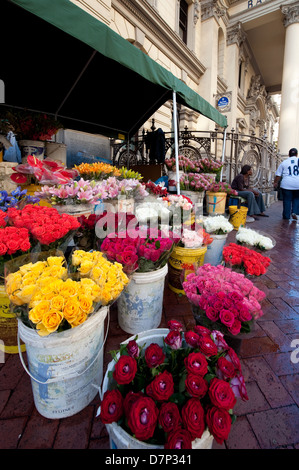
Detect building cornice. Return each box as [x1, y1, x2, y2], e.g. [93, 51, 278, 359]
[112, 0, 206, 84]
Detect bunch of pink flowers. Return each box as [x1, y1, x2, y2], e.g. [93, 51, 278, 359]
[95, 177, 148, 201]
[183, 264, 266, 321]
[100, 229, 175, 273]
[180, 173, 213, 192]
[37, 178, 103, 205]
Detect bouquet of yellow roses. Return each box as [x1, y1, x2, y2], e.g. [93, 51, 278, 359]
[5, 250, 129, 336]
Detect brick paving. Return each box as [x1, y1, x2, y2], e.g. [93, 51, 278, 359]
[0, 200, 299, 450]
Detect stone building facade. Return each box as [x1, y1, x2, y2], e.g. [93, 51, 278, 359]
[69, 0, 299, 158]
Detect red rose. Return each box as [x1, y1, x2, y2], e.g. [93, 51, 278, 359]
[184, 331, 200, 348]
[184, 351, 208, 376]
[219, 309, 235, 327]
[0, 241, 7, 256]
[99, 389, 123, 424]
[205, 405, 232, 444]
[206, 306, 219, 322]
[127, 396, 158, 441]
[126, 340, 140, 358]
[208, 378, 237, 410]
[224, 347, 242, 372]
[113, 355, 137, 384]
[216, 357, 236, 380]
[164, 330, 182, 349]
[164, 428, 193, 449]
[123, 391, 144, 417]
[193, 325, 211, 337]
[185, 373, 208, 398]
[158, 402, 181, 433]
[146, 370, 174, 402]
[144, 343, 165, 368]
[167, 319, 184, 331]
[197, 335, 218, 357]
[6, 239, 19, 255]
[181, 398, 205, 440]
[228, 318, 242, 335]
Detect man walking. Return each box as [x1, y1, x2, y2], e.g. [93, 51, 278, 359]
[274, 148, 299, 220]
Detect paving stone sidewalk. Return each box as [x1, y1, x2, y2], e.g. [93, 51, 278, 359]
[0, 201, 299, 449]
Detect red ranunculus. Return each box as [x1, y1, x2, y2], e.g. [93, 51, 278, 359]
[164, 428, 193, 449]
[127, 396, 158, 441]
[144, 343, 165, 368]
[208, 378, 237, 410]
[158, 402, 181, 433]
[146, 370, 174, 402]
[113, 355, 137, 384]
[184, 351, 208, 376]
[205, 405, 232, 444]
[185, 373, 208, 398]
[181, 398, 205, 440]
[99, 389, 123, 424]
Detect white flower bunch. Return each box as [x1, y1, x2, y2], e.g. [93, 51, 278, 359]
[135, 200, 170, 224]
[181, 229, 204, 248]
[203, 215, 234, 235]
[236, 227, 274, 250]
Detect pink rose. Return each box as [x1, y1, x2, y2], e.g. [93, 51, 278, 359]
[230, 374, 249, 401]
[219, 309, 235, 328]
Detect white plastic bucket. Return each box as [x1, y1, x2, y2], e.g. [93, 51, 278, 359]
[117, 265, 168, 334]
[101, 328, 214, 449]
[204, 233, 228, 266]
[45, 142, 67, 165]
[18, 306, 109, 419]
[19, 140, 45, 163]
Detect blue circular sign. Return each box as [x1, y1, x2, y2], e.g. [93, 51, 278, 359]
[217, 96, 229, 108]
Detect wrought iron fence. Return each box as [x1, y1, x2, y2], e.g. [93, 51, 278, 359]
[112, 121, 281, 195]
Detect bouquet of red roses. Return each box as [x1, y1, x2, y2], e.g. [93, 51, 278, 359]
[99, 320, 248, 449]
[7, 205, 80, 248]
[0, 222, 31, 280]
[223, 243, 271, 276]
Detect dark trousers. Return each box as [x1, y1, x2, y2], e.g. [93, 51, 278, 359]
[281, 188, 299, 219]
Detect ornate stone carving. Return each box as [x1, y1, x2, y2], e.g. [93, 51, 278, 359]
[201, 0, 227, 22]
[281, 3, 299, 28]
[226, 22, 246, 47]
[247, 75, 266, 99]
[194, 0, 200, 24]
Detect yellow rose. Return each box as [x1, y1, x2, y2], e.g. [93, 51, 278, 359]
[5, 273, 22, 296]
[70, 311, 88, 327]
[47, 256, 65, 267]
[78, 260, 94, 276]
[78, 294, 94, 313]
[63, 299, 80, 323]
[36, 310, 64, 336]
[36, 276, 55, 288]
[16, 285, 39, 304]
[18, 262, 33, 274]
[29, 300, 51, 324]
[58, 279, 78, 298]
[50, 295, 65, 311]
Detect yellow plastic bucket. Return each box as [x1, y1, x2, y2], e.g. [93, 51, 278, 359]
[0, 285, 26, 354]
[206, 192, 227, 215]
[168, 245, 207, 295]
[229, 205, 248, 230]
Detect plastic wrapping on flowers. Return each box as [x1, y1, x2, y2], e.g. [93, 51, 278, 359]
[235, 227, 275, 251]
[183, 264, 266, 336]
[222, 243, 271, 277]
[98, 319, 249, 449]
[5, 248, 129, 337]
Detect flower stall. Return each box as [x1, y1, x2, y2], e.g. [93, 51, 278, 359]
[202, 215, 234, 266]
[98, 319, 248, 449]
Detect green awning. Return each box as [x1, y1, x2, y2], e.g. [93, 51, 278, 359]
[1, 0, 227, 139]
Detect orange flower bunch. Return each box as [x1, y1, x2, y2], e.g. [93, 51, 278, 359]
[75, 162, 121, 180]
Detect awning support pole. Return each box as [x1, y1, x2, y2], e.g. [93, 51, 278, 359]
[173, 91, 180, 195]
[220, 126, 227, 182]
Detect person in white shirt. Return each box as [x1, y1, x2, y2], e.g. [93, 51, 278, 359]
[274, 148, 299, 220]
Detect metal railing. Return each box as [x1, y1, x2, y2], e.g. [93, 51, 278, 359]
[112, 120, 281, 193]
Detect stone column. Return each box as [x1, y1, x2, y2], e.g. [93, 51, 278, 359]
[278, 2, 299, 156]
